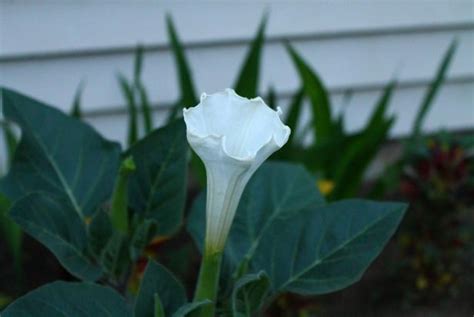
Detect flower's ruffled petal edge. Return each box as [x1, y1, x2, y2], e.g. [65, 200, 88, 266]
[183, 88, 291, 162]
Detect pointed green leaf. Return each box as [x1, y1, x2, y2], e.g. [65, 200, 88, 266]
[234, 14, 267, 98]
[412, 40, 457, 139]
[127, 120, 188, 235]
[330, 118, 394, 199]
[329, 82, 396, 199]
[118, 74, 139, 147]
[138, 80, 153, 134]
[166, 14, 198, 122]
[2, 281, 132, 317]
[134, 45, 144, 84]
[265, 85, 276, 110]
[0, 88, 121, 218]
[284, 87, 305, 149]
[133, 45, 154, 134]
[286, 44, 332, 142]
[70, 80, 85, 119]
[301, 131, 358, 174]
[171, 300, 212, 317]
[232, 272, 270, 317]
[163, 16, 205, 187]
[366, 81, 395, 130]
[134, 261, 187, 317]
[9, 193, 102, 281]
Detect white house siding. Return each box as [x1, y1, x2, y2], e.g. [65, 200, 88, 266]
[0, 0, 473, 151]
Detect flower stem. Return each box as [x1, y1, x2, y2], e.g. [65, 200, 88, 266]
[194, 249, 223, 316]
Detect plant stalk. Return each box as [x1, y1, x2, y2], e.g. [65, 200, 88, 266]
[194, 248, 223, 316]
[110, 157, 135, 234]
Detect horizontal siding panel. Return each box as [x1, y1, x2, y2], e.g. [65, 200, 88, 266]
[1, 29, 473, 114]
[1, 1, 473, 57]
[76, 81, 474, 147]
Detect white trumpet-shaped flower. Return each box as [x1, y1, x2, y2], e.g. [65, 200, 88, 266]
[183, 88, 290, 253]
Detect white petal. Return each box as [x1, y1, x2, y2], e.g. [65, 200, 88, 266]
[183, 88, 290, 162]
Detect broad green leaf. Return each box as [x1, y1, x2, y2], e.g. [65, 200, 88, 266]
[0, 88, 121, 218]
[188, 162, 325, 279]
[412, 40, 457, 139]
[0, 193, 22, 271]
[234, 14, 267, 98]
[127, 120, 188, 235]
[2, 281, 132, 317]
[189, 162, 406, 296]
[87, 208, 113, 258]
[166, 14, 198, 122]
[286, 44, 333, 143]
[135, 260, 187, 317]
[70, 80, 85, 119]
[232, 272, 270, 317]
[171, 301, 212, 317]
[118, 74, 139, 147]
[9, 193, 102, 281]
[252, 199, 406, 295]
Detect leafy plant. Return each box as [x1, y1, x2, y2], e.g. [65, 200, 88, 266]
[118, 45, 154, 147]
[393, 134, 473, 305]
[371, 40, 458, 198]
[0, 87, 187, 283]
[279, 44, 396, 200]
[0, 87, 406, 316]
[410, 41, 458, 142]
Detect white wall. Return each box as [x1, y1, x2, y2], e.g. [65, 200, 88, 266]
[1, 0, 473, 148]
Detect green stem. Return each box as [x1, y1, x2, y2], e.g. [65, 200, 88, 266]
[110, 157, 135, 234]
[194, 249, 223, 316]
